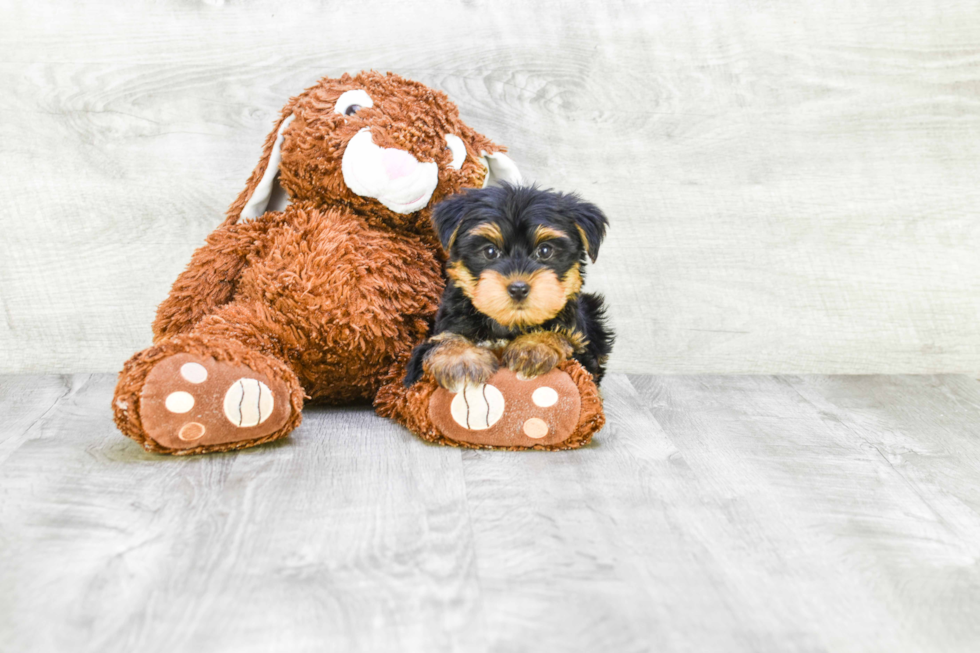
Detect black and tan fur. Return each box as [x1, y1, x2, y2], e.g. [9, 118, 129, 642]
[405, 184, 614, 388]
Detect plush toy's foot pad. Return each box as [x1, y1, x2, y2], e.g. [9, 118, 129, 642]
[429, 367, 581, 448]
[139, 353, 292, 451]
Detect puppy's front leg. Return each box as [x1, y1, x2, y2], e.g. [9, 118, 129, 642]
[422, 333, 499, 391]
[502, 331, 577, 379]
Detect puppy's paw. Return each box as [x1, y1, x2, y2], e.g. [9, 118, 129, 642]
[424, 334, 499, 391]
[502, 332, 575, 379]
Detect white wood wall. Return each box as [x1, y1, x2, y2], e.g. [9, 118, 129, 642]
[2, 0, 979, 374]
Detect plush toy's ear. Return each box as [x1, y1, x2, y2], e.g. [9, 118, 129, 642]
[480, 151, 522, 188]
[562, 194, 608, 263]
[431, 193, 472, 253]
[224, 110, 295, 225]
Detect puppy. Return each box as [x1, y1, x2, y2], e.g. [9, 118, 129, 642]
[405, 183, 614, 390]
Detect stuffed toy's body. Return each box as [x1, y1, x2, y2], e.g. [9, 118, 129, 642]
[113, 72, 605, 454]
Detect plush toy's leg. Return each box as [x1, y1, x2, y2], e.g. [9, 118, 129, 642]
[113, 312, 305, 455]
[375, 354, 605, 451]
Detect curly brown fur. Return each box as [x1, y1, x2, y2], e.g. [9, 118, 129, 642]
[225, 72, 500, 234]
[154, 72, 504, 347]
[406, 184, 614, 387]
[115, 71, 512, 453]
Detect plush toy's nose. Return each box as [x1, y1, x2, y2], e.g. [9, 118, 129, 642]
[382, 148, 418, 180]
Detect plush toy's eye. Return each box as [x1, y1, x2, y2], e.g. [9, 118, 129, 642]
[445, 134, 466, 170]
[335, 89, 373, 117]
[534, 243, 555, 260]
[482, 245, 500, 260]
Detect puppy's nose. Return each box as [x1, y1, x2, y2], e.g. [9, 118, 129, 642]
[507, 281, 530, 301]
[381, 148, 418, 180]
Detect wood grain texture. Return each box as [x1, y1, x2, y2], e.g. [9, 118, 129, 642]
[2, 0, 980, 373]
[629, 372, 980, 652]
[3, 371, 980, 652]
[0, 374, 481, 653]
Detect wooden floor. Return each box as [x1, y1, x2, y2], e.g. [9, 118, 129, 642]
[2, 373, 979, 652]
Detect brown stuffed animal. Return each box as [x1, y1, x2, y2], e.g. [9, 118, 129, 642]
[113, 71, 604, 455]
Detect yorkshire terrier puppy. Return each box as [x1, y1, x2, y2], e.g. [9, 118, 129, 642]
[405, 183, 614, 390]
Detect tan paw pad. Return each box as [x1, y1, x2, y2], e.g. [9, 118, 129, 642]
[178, 422, 206, 441]
[522, 417, 549, 439]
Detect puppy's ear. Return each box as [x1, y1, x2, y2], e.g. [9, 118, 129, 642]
[563, 194, 609, 263]
[431, 193, 472, 254]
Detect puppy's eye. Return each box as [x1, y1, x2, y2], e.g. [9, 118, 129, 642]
[534, 243, 555, 260]
[482, 245, 500, 260]
[335, 89, 374, 116]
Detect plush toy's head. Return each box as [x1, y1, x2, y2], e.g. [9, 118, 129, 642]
[226, 71, 521, 234]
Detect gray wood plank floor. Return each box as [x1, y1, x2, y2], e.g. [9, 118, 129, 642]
[2, 373, 979, 652]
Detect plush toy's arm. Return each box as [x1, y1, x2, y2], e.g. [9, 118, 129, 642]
[151, 219, 273, 341]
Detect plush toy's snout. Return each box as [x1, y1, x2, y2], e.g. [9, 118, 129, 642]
[342, 129, 440, 214]
[382, 149, 419, 179]
[342, 129, 524, 215]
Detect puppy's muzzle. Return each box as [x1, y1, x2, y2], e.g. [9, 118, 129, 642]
[507, 280, 530, 301]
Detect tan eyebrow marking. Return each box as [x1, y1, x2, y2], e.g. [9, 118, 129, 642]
[534, 225, 570, 246]
[471, 222, 504, 247]
[445, 222, 463, 252]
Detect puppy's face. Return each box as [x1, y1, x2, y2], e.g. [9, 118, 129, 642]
[433, 184, 608, 329]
